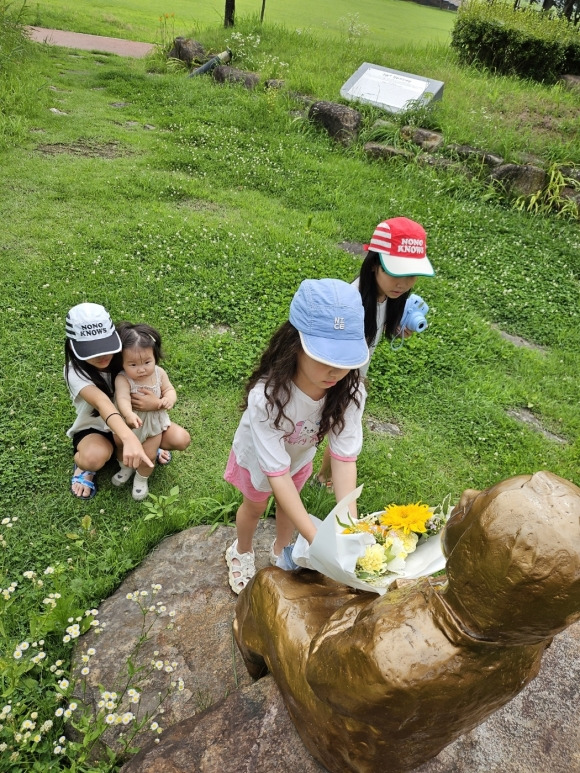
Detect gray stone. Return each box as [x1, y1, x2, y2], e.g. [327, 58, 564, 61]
[561, 74, 580, 92]
[400, 126, 444, 151]
[506, 408, 568, 445]
[417, 154, 467, 174]
[212, 65, 259, 89]
[70, 523, 277, 753]
[308, 101, 361, 146]
[366, 416, 403, 436]
[559, 165, 580, 184]
[490, 164, 547, 197]
[337, 241, 365, 257]
[364, 142, 414, 160]
[265, 78, 285, 90]
[446, 143, 503, 167]
[119, 676, 325, 773]
[168, 37, 205, 67]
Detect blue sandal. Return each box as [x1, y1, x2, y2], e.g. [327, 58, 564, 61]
[156, 449, 172, 465]
[71, 468, 97, 500]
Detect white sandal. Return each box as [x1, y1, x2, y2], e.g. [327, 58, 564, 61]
[269, 539, 280, 567]
[225, 539, 255, 595]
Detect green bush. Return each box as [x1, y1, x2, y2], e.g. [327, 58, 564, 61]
[451, 0, 580, 82]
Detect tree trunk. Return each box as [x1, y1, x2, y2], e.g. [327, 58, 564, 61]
[562, 0, 575, 18]
[260, 0, 267, 23]
[224, 0, 235, 27]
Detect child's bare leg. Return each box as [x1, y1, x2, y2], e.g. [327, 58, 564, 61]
[72, 434, 113, 498]
[132, 434, 161, 502]
[160, 423, 191, 453]
[137, 434, 162, 477]
[236, 497, 269, 554]
[272, 504, 295, 558]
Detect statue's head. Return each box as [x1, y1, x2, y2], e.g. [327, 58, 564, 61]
[441, 471, 580, 644]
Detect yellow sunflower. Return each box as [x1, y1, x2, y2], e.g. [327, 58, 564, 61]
[379, 502, 431, 535]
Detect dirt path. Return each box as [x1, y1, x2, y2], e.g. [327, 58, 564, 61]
[26, 26, 155, 58]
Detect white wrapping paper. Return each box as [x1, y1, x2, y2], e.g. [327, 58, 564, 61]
[290, 486, 447, 595]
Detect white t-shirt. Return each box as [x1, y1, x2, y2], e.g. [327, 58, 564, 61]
[232, 380, 366, 493]
[64, 365, 112, 438]
[352, 276, 387, 377]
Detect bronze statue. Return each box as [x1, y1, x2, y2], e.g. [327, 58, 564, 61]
[234, 472, 580, 773]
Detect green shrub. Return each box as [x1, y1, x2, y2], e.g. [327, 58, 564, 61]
[451, 0, 580, 82]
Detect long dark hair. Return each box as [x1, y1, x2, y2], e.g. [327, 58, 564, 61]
[115, 322, 164, 363]
[358, 251, 409, 343]
[64, 340, 118, 414]
[243, 322, 362, 440]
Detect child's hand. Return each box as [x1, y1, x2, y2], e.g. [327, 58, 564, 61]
[126, 412, 143, 429]
[395, 325, 415, 340]
[159, 396, 173, 410]
[131, 390, 162, 412]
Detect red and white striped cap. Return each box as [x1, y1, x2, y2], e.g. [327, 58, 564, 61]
[364, 217, 435, 277]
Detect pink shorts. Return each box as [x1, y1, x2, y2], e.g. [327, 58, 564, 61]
[224, 450, 313, 503]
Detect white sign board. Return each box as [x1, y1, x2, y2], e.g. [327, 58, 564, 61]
[341, 63, 444, 114]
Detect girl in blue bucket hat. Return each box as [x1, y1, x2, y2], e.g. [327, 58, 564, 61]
[224, 278, 369, 594]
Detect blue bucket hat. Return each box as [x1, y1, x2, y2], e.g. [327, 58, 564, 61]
[289, 279, 369, 369]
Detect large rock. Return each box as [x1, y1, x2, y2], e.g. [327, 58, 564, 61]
[72, 522, 580, 772]
[167, 37, 205, 67]
[120, 675, 325, 773]
[490, 164, 547, 196]
[212, 65, 259, 89]
[308, 101, 361, 145]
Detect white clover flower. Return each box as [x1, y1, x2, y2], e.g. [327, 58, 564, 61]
[21, 719, 35, 730]
[1, 517, 10, 525]
[53, 745, 63, 754]
[41, 720, 53, 732]
[33, 734, 41, 743]
[0, 742, 6, 751]
[43, 567, 55, 575]
[10, 751, 19, 761]
[23, 571, 36, 579]
[59, 736, 66, 744]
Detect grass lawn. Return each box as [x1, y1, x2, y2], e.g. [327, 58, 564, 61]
[31, 0, 455, 46]
[0, 7, 579, 770]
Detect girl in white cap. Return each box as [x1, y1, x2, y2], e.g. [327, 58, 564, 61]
[64, 302, 154, 500]
[224, 278, 369, 594]
[314, 216, 435, 489]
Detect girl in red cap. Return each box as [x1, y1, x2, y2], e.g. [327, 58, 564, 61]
[314, 217, 435, 489]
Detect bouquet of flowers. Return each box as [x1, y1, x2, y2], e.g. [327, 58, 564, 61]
[341, 495, 453, 588]
[291, 488, 454, 595]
